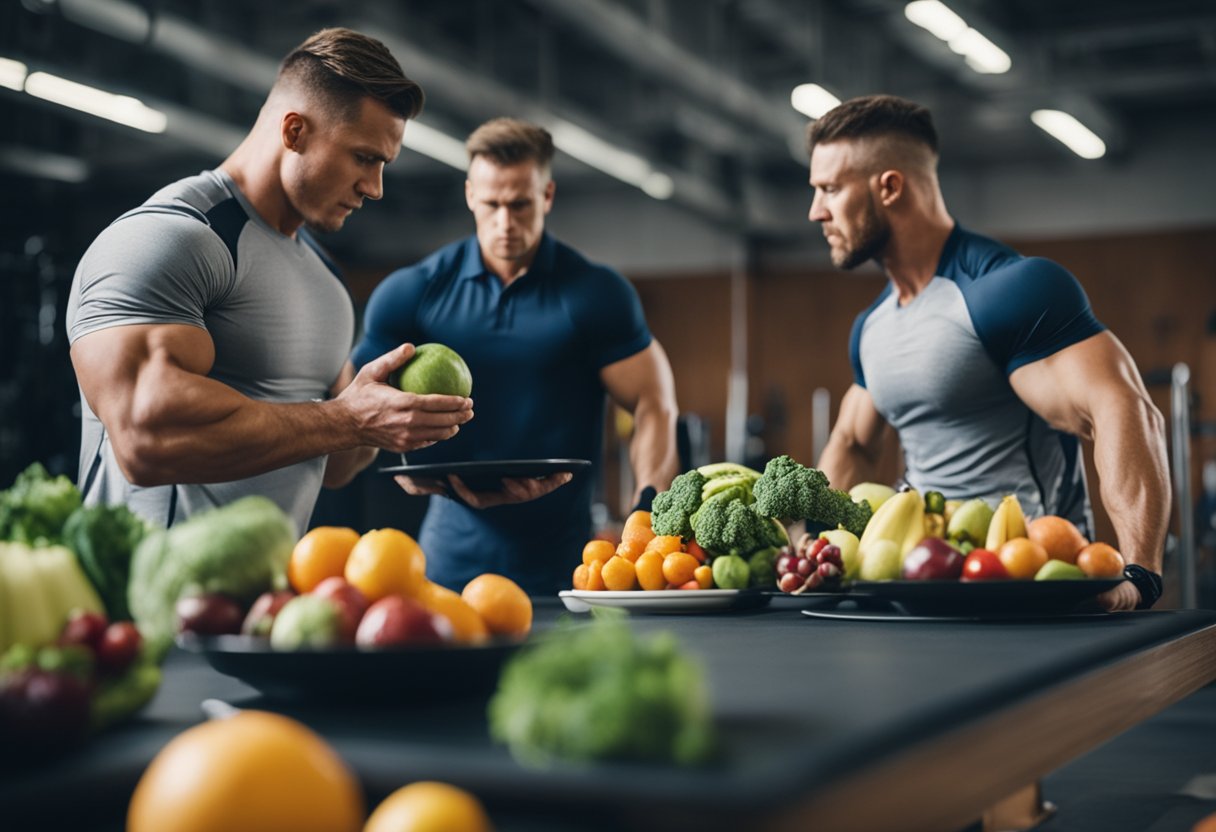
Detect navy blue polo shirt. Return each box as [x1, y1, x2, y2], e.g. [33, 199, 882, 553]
[351, 232, 652, 595]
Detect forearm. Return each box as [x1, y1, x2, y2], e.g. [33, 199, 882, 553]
[121, 363, 360, 485]
[323, 446, 379, 489]
[628, 397, 679, 500]
[1090, 392, 1170, 573]
[817, 432, 879, 491]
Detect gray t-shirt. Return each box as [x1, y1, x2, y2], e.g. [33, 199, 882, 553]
[850, 225, 1105, 534]
[66, 169, 355, 535]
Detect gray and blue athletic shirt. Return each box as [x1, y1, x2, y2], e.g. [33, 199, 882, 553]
[66, 169, 355, 536]
[850, 225, 1105, 533]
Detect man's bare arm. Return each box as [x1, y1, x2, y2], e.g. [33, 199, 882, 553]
[1010, 331, 1169, 610]
[72, 323, 473, 487]
[600, 340, 680, 502]
[816, 384, 889, 490]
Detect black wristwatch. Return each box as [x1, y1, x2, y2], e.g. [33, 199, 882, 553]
[633, 485, 658, 513]
[1123, 564, 1163, 610]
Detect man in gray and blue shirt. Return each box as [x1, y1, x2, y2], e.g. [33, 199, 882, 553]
[809, 95, 1168, 611]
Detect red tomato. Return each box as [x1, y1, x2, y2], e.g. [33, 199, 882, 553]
[96, 622, 142, 674]
[962, 548, 1010, 581]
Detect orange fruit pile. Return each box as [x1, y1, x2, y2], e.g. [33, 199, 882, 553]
[571, 511, 713, 592]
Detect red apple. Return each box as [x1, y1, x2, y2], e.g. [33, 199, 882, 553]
[241, 590, 297, 637]
[355, 596, 450, 648]
[902, 537, 964, 580]
[311, 577, 369, 643]
[176, 593, 245, 637]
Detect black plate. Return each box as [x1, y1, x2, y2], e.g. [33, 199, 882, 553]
[377, 459, 592, 491]
[847, 578, 1125, 616]
[177, 634, 522, 703]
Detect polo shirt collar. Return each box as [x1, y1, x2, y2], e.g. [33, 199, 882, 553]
[456, 232, 557, 282]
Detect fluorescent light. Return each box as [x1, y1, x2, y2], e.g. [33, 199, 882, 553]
[549, 119, 672, 200]
[24, 72, 167, 133]
[0, 145, 89, 183]
[904, 1, 1010, 75]
[904, 0, 967, 41]
[0, 57, 27, 91]
[790, 83, 841, 119]
[402, 120, 466, 170]
[948, 29, 1012, 74]
[1031, 110, 1106, 159]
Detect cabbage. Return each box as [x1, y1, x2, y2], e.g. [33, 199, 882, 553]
[0, 463, 82, 546]
[129, 496, 295, 657]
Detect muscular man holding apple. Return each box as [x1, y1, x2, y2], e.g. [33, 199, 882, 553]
[808, 95, 1168, 611]
[66, 29, 473, 536]
[350, 118, 680, 595]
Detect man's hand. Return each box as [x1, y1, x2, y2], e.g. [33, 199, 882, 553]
[336, 344, 474, 453]
[1096, 580, 1142, 612]
[393, 473, 573, 508]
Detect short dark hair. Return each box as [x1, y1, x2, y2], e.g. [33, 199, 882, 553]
[807, 95, 938, 155]
[466, 118, 555, 172]
[278, 28, 424, 121]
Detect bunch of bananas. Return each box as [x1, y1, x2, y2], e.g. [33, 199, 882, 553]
[984, 495, 1027, 551]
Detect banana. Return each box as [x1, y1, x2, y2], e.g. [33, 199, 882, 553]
[924, 513, 946, 539]
[3, 543, 60, 649]
[697, 462, 761, 480]
[943, 499, 963, 526]
[859, 489, 926, 557]
[984, 494, 1027, 551]
[701, 474, 758, 502]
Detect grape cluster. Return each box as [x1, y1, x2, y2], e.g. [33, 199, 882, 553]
[775, 535, 844, 594]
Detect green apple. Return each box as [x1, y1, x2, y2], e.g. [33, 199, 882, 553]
[711, 554, 750, 590]
[859, 539, 901, 581]
[946, 498, 994, 545]
[848, 482, 896, 514]
[819, 527, 861, 580]
[1034, 559, 1086, 581]
[397, 343, 473, 397]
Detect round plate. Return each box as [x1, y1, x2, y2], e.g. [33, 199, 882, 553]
[176, 633, 522, 703]
[376, 459, 592, 491]
[558, 589, 771, 614]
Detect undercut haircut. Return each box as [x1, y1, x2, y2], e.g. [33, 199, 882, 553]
[277, 28, 424, 122]
[807, 95, 939, 157]
[466, 118, 556, 174]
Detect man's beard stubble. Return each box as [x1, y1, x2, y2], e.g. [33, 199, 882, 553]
[833, 195, 891, 270]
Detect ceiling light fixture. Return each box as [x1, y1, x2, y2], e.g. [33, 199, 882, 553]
[1030, 110, 1106, 160]
[0, 57, 27, 91]
[790, 83, 841, 119]
[548, 119, 673, 200]
[24, 71, 167, 133]
[904, 1, 1011, 74]
[402, 120, 468, 171]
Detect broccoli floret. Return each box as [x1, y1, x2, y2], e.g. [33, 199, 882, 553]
[752, 455, 872, 537]
[690, 491, 776, 556]
[650, 470, 708, 539]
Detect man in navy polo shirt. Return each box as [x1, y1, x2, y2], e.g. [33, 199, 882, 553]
[808, 95, 1168, 611]
[350, 118, 679, 595]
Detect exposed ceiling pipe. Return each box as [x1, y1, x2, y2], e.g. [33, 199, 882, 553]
[527, 0, 809, 163]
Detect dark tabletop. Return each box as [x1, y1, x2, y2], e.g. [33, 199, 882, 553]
[5, 598, 1215, 831]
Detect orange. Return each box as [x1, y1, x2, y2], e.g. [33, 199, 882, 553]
[572, 563, 590, 591]
[643, 535, 684, 557]
[601, 556, 637, 591]
[462, 574, 532, 638]
[344, 528, 426, 602]
[634, 551, 667, 591]
[620, 510, 655, 548]
[693, 564, 713, 589]
[364, 781, 492, 832]
[615, 539, 645, 563]
[1076, 542, 1125, 578]
[586, 559, 606, 591]
[1027, 516, 1088, 564]
[418, 582, 489, 643]
[662, 552, 699, 586]
[997, 537, 1049, 579]
[582, 539, 615, 566]
[127, 710, 363, 832]
[288, 527, 360, 593]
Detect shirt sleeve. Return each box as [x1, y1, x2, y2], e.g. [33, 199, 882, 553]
[964, 257, 1107, 375]
[68, 211, 235, 344]
[564, 265, 653, 369]
[349, 267, 428, 370]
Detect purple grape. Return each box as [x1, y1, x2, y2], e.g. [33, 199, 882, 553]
[776, 554, 795, 577]
[817, 562, 842, 580]
[779, 572, 804, 594]
[804, 571, 825, 590]
[795, 557, 814, 577]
